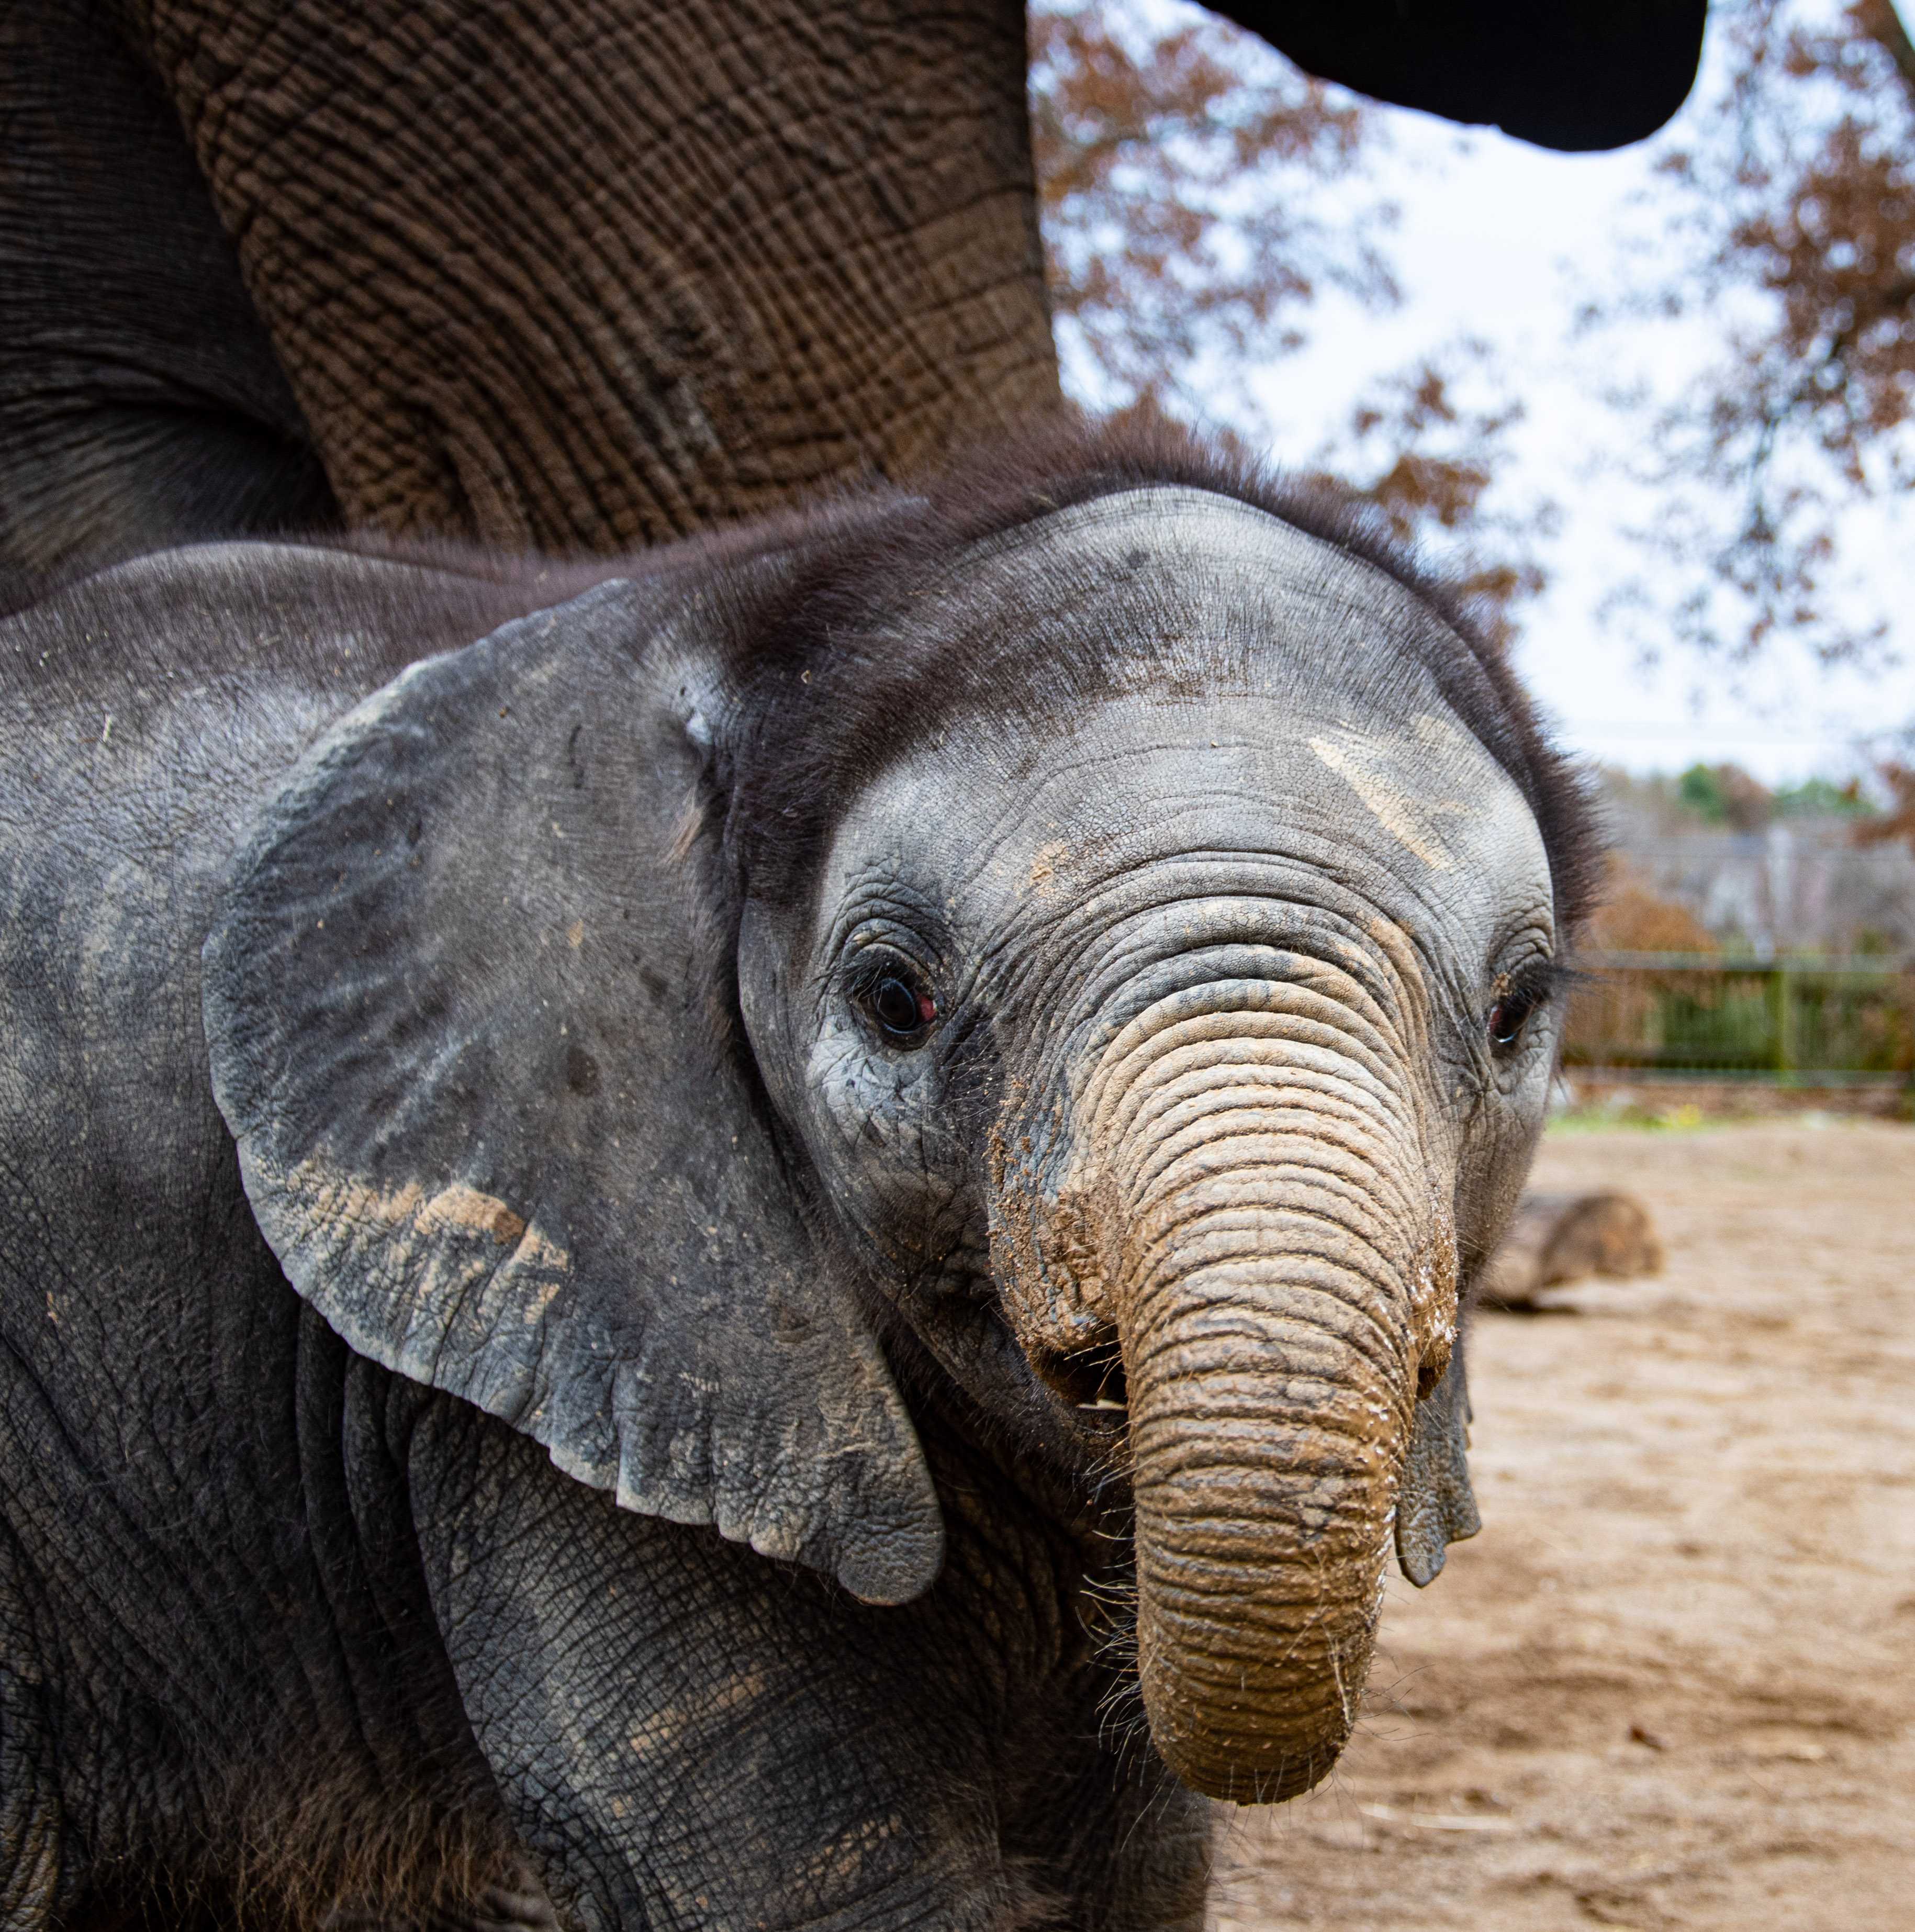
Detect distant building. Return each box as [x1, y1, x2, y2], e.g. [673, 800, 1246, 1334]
[1598, 770, 1915, 957]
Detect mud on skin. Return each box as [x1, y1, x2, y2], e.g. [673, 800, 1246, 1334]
[0, 418, 1599, 1929]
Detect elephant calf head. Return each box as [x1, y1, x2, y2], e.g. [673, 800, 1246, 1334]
[205, 419, 1599, 1812]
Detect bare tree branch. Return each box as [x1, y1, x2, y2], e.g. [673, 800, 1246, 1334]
[1029, 2, 1543, 641]
[1599, 0, 1915, 668]
[1864, 0, 1915, 98]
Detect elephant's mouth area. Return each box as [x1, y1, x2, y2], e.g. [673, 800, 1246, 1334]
[1026, 1332, 1131, 1439]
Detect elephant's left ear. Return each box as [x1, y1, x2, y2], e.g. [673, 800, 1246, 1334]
[203, 578, 943, 1605]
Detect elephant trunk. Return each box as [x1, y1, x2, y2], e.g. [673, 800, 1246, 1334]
[999, 974, 1455, 1802]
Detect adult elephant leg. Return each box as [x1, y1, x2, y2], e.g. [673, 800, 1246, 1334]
[402, 1396, 1038, 1932]
[124, 0, 1063, 553]
[0, 1, 335, 587]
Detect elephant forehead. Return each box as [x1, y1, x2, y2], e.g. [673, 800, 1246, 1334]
[954, 484, 1444, 695]
[823, 689, 1552, 949]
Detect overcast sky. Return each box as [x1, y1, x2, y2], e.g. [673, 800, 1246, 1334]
[1274, 108, 1915, 786]
[1054, 6, 1915, 787]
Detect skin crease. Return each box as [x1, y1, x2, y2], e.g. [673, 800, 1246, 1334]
[759, 691, 1555, 1386]
[0, 469, 1578, 1924]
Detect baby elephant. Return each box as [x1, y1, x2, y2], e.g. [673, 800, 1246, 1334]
[0, 422, 1596, 1930]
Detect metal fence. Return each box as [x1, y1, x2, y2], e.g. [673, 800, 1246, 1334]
[1561, 952, 1915, 1081]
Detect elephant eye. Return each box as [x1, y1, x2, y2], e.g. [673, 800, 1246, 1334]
[1486, 970, 1552, 1051]
[872, 977, 926, 1035]
[1486, 994, 1532, 1048]
[850, 957, 938, 1044]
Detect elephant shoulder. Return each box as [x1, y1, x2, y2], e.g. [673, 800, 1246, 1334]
[0, 541, 592, 1299]
[0, 539, 580, 896]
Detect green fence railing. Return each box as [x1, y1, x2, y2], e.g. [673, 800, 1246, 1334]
[1562, 952, 1915, 1081]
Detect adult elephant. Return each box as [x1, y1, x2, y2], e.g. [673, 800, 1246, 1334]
[2, 0, 1706, 580]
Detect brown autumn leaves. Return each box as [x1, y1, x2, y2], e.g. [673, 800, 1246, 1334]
[1028, 0, 1915, 795]
[1027, 2, 1539, 645]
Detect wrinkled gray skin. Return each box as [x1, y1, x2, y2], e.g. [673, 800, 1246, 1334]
[0, 0, 1703, 586]
[0, 484, 1560, 1929]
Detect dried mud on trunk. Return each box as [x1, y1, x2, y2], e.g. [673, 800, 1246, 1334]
[1212, 1120, 1915, 1931]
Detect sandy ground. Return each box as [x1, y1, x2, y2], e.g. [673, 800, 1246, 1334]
[1210, 1120, 1915, 1932]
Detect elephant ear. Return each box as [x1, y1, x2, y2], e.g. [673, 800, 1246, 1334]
[1395, 1342, 1481, 1588]
[203, 578, 943, 1605]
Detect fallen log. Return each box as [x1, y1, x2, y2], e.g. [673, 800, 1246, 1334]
[1476, 1191, 1664, 1311]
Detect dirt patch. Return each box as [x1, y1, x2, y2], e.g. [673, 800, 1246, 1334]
[1212, 1120, 1915, 1931]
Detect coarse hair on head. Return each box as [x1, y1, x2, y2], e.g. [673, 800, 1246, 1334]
[706, 408, 1604, 940]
